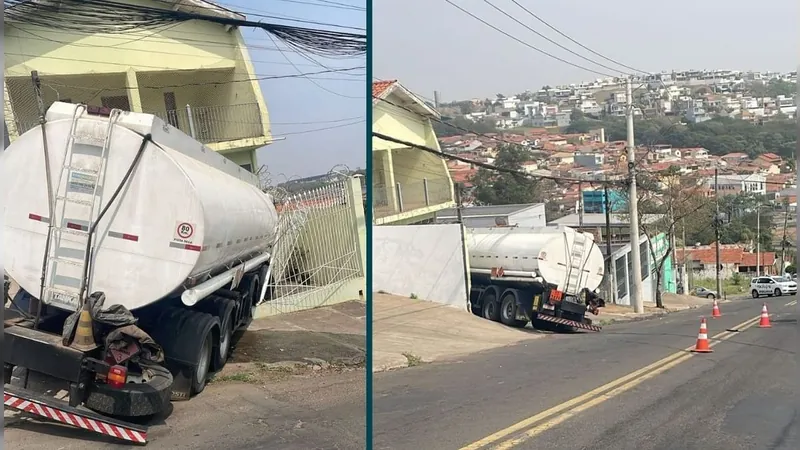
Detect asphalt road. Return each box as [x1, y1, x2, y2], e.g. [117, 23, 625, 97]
[373, 295, 798, 450]
[4, 370, 366, 449]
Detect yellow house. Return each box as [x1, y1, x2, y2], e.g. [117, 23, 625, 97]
[3, 0, 271, 173]
[372, 80, 455, 225]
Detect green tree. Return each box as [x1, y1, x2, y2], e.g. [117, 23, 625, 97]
[470, 144, 544, 205]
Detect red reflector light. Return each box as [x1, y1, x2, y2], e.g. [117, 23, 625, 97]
[122, 233, 139, 242]
[185, 244, 202, 252]
[107, 365, 127, 389]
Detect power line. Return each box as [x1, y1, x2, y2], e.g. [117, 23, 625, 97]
[223, 0, 365, 12]
[265, 33, 363, 99]
[442, 0, 617, 78]
[200, 0, 365, 27]
[508, 0, 651, 75]
[4, 0, 366, 57]
[5, 54, 364, 84]
[480, 0, 633, 76]
[373, 131, 624, 187]
[6, 25, 365, 74]
[273, 119, 363, 137]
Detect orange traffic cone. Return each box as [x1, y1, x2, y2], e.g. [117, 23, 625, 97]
[711, 299, 722, 318]
[691, 317, 713, 353]
[758, 303, 772, 328]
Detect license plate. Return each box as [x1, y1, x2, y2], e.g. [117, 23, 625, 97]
[543, 303, 554, 310]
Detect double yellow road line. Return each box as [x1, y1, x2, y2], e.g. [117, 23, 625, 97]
[461, 313, 768, 450]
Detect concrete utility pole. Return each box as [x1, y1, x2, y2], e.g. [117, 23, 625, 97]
[714, 168, 722, 296]
[780, 200, 789, 273]
[625, 78, 644, 313]
[604, 184, 614, 303]
[454, 183, 472, 311]
[756, 201, 761, 277]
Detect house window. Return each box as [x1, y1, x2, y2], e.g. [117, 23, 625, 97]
[640, 241, 650, 280]
[239, 163, 253, 173]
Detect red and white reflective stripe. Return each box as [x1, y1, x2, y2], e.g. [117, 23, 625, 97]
[108, 231, 139, 242]
[169, 242, 202, 252]
[28, 213, 50, 223]
[66, 222, 88, 232]
[697, 333, 708, 339]
[4, 393, 147, 443]
[537, 314, 602, 332]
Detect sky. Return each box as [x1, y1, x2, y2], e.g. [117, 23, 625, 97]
[220, 0, 366, 182]
[373, 0, 798, 102]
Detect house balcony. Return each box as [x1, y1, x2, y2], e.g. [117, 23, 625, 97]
[373, 178, 453, 222]
[372, 148, 455, 224]
[146, 103, 264, 145]
[4, 69, 270, 153]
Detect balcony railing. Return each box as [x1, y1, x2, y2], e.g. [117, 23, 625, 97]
[10, 103, 266, 145]
[147, 103, 265, 144]
[373, 178, 453, 220]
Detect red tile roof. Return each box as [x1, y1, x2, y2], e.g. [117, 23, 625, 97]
[676, 246, 776, 267]
[372, 80, 397, 98]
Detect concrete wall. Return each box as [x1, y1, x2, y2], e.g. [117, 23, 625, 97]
[373, 224, 469, 309]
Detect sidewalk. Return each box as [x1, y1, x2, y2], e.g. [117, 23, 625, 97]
[373, 293, 543, 372]
[592, 293, 716, 325]
[217, 300, 366, 383]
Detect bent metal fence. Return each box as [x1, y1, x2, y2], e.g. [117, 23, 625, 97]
[256, 176, 366, 316]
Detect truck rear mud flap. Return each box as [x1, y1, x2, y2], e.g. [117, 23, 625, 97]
[536, 313, 602, 332]
[4, 384, 148, 445]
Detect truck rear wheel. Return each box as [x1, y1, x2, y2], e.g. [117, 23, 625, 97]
[499, 292, 527, 328]
[481, 290, 501, 322]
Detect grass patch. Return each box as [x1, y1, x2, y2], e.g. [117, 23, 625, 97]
[212, 372, 257, 384]
[402, 352, 423, 367]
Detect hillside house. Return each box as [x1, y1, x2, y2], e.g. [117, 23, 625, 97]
[4, 0, 271, 172]
[372, 80, 455, 224]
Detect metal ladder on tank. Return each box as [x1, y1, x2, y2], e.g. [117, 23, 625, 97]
[563, 232, 588, 295]
[41, 108, 122, 310]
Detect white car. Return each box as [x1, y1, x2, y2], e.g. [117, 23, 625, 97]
[750, 276, 797, 298]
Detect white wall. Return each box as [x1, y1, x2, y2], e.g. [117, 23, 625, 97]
[373, 224, 469, 309]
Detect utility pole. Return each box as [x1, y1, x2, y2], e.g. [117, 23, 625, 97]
[604, 183, 614, 303]
[756, 200, 761, 277]
[669, 201, 677, 293]
[780, 200, 789, 273]
[578, 181, 584, 226]
[714, 167, 722, 296]
[455, 183, 472, 311]
[625, 78, 644, 313]
[681, 217, 687, 293]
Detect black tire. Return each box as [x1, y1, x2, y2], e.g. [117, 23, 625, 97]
[706, 294, 715, 299]
[240, 273, 261, 330]
[500, 292, 527, 328]
[774, 288, 781, 297]
[143, 307, 219, 398]
[192, 331, 214, 395]
[195, 296, 237, 371]
[752, 289, 759, 298]
[481, 291, 501, 322]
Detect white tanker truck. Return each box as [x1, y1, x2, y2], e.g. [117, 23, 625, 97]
[2, 103, 279, 443]
[467, 226, 607, 332]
